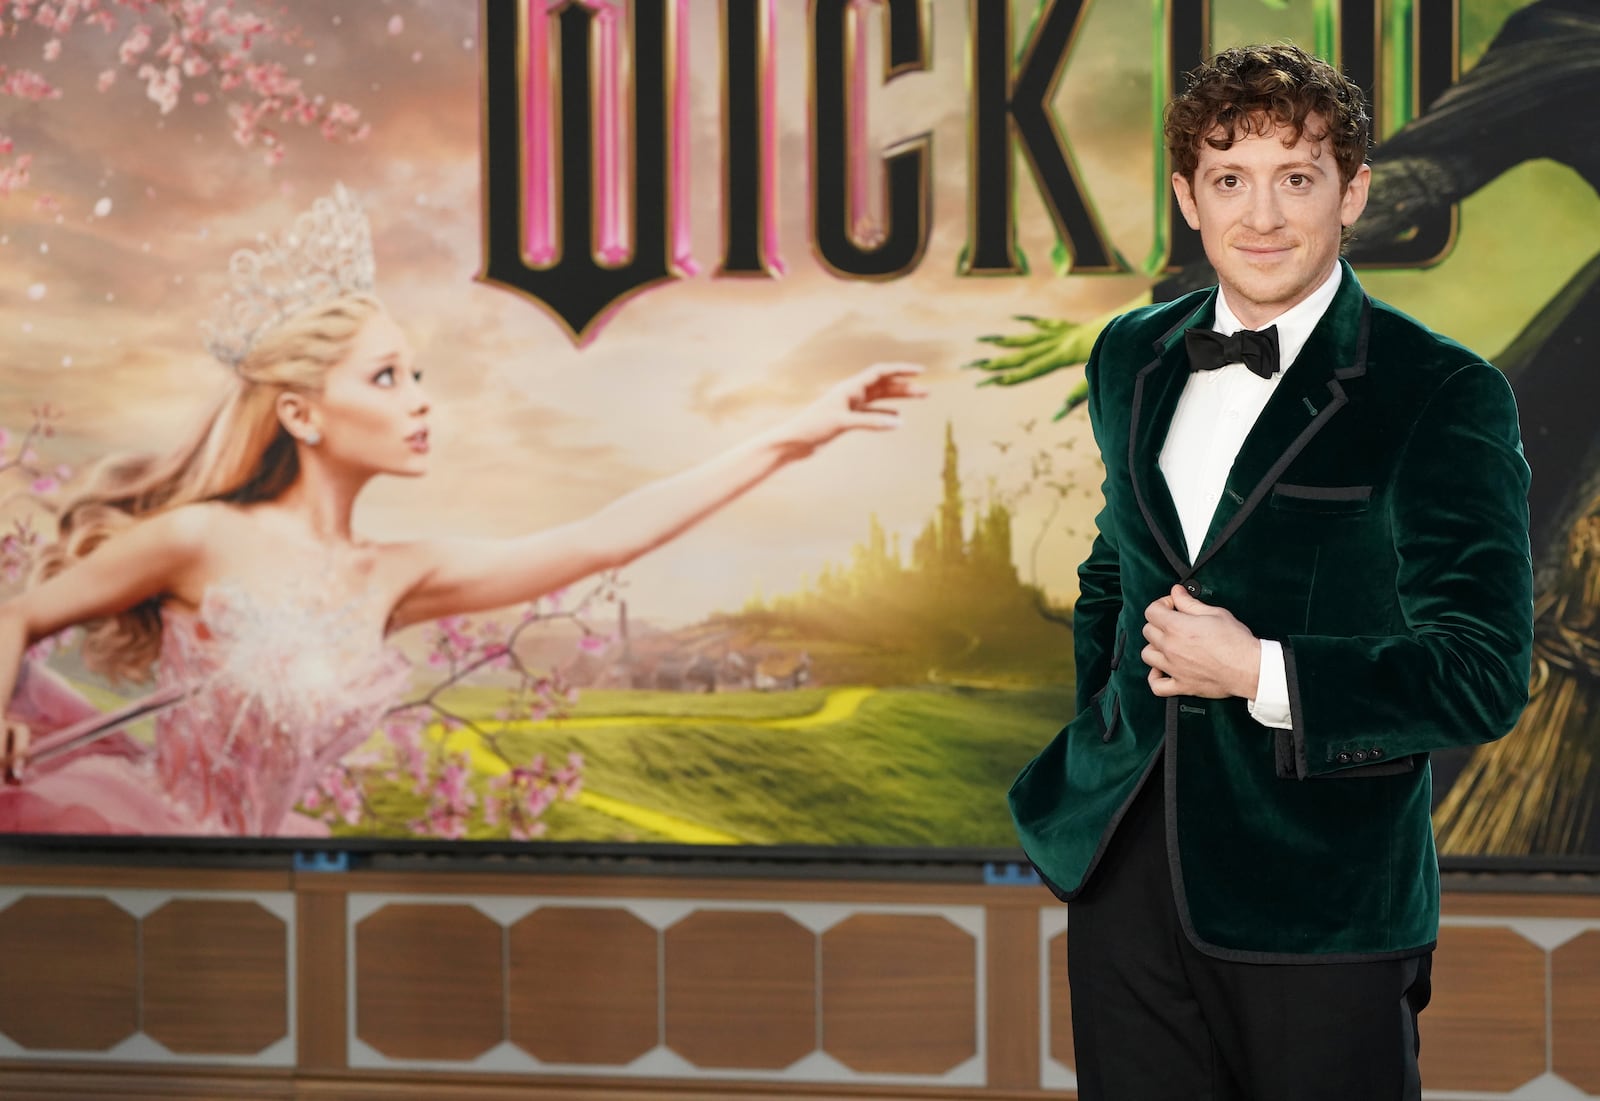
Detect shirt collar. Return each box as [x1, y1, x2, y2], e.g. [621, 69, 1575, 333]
[1213, 262, 1343, 375]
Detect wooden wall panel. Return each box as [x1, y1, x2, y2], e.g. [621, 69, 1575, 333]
[662, 910, 816, 1070]
[141, 899, 289, 1055]
[1420, 925, 1548, 1092]
[819, 913, 977, 1075]
[296, 891, 348, 1071]
[983, 904, 1040, 1090]
[0, 867, 1597, 1101]
[1552, 929, 1600, 1095]
[507, 906, 659, 1065]
[0, 895, 138, 1051]
[353, 903, 504, 1061]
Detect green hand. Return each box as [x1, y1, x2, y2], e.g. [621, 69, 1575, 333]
[965, 314, 1107, 387]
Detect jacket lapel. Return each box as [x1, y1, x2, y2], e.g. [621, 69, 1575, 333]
[1189, 260, 1372, 575]
[1128, 291, 1214, 575]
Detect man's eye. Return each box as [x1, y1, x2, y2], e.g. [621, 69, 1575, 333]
[1218, 175, 1239, 189]
[1287, 174, 1308, 187]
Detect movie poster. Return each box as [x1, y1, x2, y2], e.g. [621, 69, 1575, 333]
[0, 0, 1594, 859]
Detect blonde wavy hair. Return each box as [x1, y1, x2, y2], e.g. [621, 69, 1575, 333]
[33, 294, 385, 682]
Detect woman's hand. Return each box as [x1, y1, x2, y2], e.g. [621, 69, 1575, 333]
[774, 362, 927, 457]
[2, 720, 29, 785]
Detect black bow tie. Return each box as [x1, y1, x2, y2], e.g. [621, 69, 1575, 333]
[1184, 325, 1281, 380]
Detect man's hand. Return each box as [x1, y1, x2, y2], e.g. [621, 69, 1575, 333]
[1142, 585, 1261, 700]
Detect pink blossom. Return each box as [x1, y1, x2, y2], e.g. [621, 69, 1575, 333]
[317, 769, 363, 825]
[30, 476, 56, 494]
[577, 633, 611, 655]
[4, 2, 368, 191]
[1, 67, 61, 100]
[387, 14, 403, 35]
[0, 153, 32, 197]
[415, 755, 478, 839]
[524, 783, 556, 818]
[118, 24, 152, 66]
[382, 714, 431, 788]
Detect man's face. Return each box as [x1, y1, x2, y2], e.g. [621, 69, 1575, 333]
[1172, 112, 1370, 330]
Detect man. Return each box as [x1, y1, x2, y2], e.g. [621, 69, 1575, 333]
[1008, 44, 1533, 1100]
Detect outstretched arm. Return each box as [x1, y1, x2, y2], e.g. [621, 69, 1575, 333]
[0, 507, 206, 779]
[386, 363, 926, 631]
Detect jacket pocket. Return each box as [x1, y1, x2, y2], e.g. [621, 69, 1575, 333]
[1270, 483, 1373, 515]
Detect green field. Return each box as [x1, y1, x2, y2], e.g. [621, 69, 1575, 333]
[345, 683, 1073, 847]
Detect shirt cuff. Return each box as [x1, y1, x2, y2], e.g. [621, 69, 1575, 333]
[1247, 639, 1293, 729]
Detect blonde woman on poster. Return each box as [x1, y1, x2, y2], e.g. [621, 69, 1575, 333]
[0, 185, 924, 837]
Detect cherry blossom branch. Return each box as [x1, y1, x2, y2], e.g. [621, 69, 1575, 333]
[308, 575, 623, 838]
[0, 407, 73, 586]
[1, 0, 368, 198]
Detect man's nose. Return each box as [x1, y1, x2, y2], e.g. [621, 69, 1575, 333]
[1242, 188, 1285, 233]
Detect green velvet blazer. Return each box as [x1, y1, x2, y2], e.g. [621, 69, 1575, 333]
[1009, 261, 1534, 962]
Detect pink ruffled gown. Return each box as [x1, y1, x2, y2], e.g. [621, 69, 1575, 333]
[0, 582, 411, 837]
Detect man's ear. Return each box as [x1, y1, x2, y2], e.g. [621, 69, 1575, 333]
[1340, 162, 1372, 227]
[1172, 172, 1201, 231]
[275, 391, 319, 445]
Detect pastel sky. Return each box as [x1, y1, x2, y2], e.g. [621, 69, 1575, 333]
[0, 0, 1582, 626]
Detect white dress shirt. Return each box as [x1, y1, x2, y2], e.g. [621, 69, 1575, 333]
[1156, 262, 1343, 729]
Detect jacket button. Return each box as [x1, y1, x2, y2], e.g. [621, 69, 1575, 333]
[1352, 750, 1368, 762]
[1336, 752, 1353, 764]
[1183, 580, 1200, 597]
[1370, 748, 1384, 759]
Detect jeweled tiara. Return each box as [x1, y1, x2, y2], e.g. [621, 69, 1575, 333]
[202, 183, 376, 369]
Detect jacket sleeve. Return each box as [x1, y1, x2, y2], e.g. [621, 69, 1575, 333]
[1281, 362, 1534, 778]
[1073, 319, 1126, 715]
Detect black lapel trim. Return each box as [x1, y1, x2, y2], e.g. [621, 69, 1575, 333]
[1128, 303, 1210, 578]
[1188, 296, 1373, 577]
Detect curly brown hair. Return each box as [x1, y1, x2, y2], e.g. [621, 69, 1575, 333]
[1165, 43, 1370, 186]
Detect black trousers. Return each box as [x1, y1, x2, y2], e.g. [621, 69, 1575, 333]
[1066, 772, 1432, 1101]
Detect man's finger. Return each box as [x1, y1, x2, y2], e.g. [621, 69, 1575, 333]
[1170, 584, 1214, 613]
[1142, 643, 1169, 673]
[1148, 668, 1180, 697]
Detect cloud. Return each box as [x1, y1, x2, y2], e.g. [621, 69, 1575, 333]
[685, 311, 948, 424]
